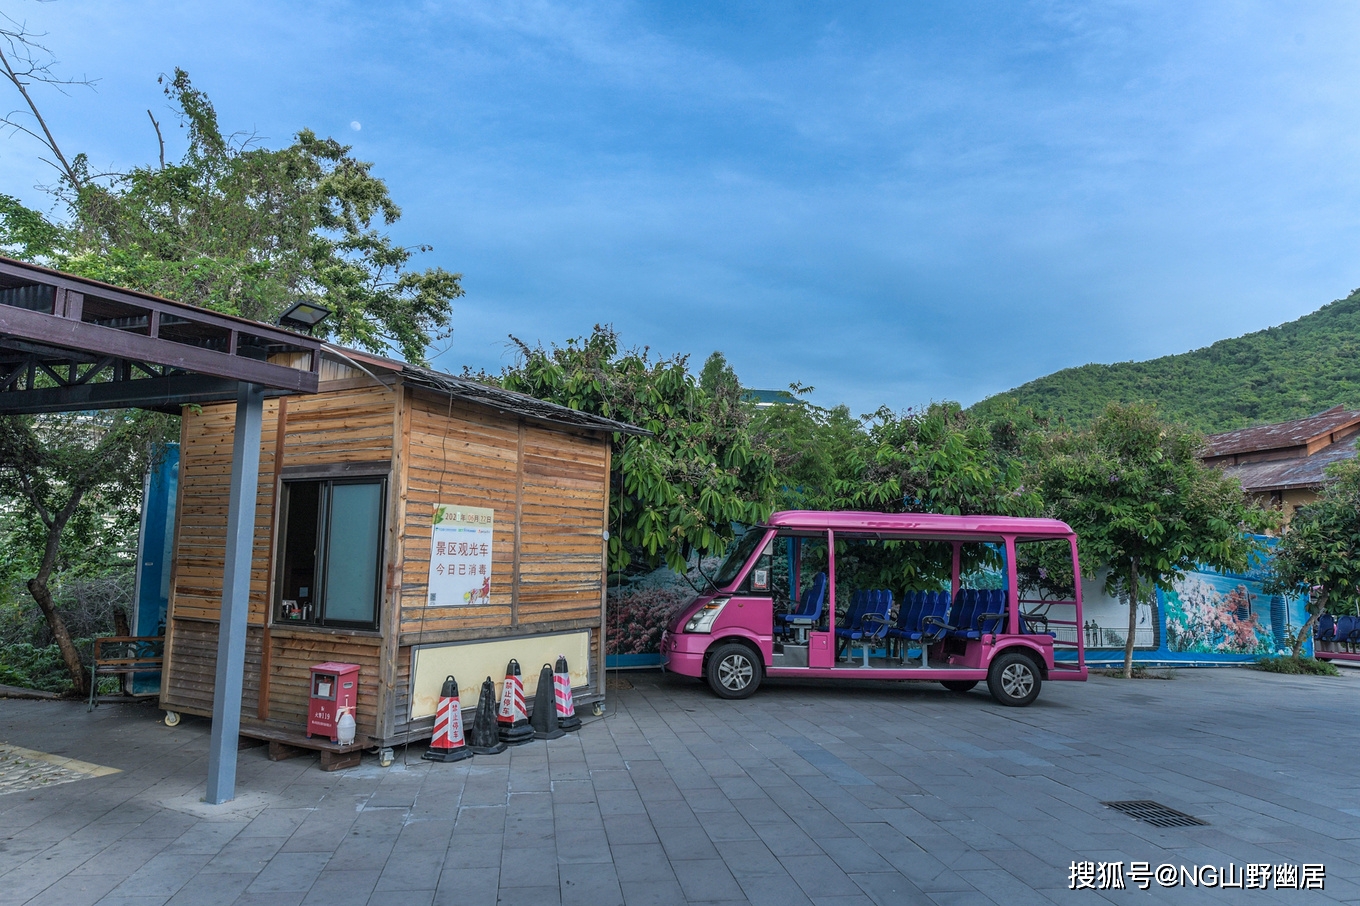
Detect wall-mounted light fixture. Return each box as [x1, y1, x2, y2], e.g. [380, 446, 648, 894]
[277, 300, 332, 333]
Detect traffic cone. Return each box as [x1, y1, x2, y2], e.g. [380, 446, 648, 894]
[496, 659, 534, 746]
[468, 676, 506, 755]
[423, 675, 473, 763]
[529, 663, 565, 740]
[553, 655, 581, 732]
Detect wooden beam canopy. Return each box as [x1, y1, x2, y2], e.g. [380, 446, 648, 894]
[0, 256, 320, 413]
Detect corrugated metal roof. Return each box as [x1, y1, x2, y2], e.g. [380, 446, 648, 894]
[1205, 405, 1360, 457]
[1221, 440, 1358, 491]
[321, 345, 648, 437]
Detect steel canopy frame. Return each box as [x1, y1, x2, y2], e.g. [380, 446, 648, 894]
[0, 257, 322, 804]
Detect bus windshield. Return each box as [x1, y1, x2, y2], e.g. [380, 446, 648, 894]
[711, 528, 767, 589]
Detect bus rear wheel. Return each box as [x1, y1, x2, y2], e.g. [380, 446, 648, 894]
[705, 643, 762, 700]
[987, 651, 1041, 707]
[940, 680, 978, 693]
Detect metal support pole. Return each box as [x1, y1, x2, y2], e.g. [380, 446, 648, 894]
[206, 382, 264, 805]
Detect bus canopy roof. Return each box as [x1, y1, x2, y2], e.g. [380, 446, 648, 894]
[764, 510, 1075, 541]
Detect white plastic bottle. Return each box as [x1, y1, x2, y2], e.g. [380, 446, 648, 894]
[336, 708, 356, 746]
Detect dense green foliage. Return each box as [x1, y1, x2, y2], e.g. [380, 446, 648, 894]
[0, 412, 176, 694]
[0, 69, 462, 363]
[1038, 403, 1276, 675]
[494, 327, 780, 575]
[972, 289, 1360, 432]
[1264, 458, 1360, 656]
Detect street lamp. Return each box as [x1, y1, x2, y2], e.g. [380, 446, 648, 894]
[277, 300, 332, 333]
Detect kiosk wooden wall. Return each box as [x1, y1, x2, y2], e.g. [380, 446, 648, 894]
[160, 360, 611, 748]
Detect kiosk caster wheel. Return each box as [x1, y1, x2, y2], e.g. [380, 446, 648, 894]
[379, 748, 394, 767]
[591, 702, 605, 717]
[163, 711, 181, 727]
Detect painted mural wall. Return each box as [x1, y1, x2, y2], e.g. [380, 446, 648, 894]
[1069, 536, 1311, 666]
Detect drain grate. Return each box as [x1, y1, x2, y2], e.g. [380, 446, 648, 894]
[1102, 800, 1208, 828]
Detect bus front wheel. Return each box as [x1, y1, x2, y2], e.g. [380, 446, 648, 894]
[987, 651, 1041, 707]
[705, 643, 762, 700]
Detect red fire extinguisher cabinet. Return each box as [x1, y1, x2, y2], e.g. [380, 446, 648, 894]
[307, 662, 359, 742]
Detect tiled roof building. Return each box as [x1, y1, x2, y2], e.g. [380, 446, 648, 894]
[1204, 405, 1360, 520]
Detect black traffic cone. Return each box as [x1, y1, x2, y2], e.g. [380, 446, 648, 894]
[423, 675, 473, 763]
[529, 663, 565, 740]
[496, 659, 535, 746]
[468, 676, 507, 755]
[553, 655, 581, 732]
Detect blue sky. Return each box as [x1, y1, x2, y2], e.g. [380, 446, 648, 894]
[6, 1, 1360, 413]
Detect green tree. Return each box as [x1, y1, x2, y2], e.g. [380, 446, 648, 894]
[827, 402, 1042, 518]
[494, 325, 779, 574]
[698, 351, 740, 398]
[1264, 458, 1360, 657]
[0, 54, 461, 362]
[1038, 403, 1275, 676]
[748, 386, 865, 510]
[0, 411, 176, 695]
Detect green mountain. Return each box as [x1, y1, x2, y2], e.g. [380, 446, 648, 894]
[971, 289, 1360, 434]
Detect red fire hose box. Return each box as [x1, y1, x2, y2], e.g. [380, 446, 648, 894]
[307, 662, 359, 742]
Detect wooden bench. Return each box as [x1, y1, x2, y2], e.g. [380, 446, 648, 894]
[88, 636, 164, 711]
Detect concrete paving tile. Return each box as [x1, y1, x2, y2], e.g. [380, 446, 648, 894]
[163, 872, 256, 906]
[655, 822, 721, 861]
[604, 813, 660, 845]
[619, 877, 690, 905]
[498, 846, 558, 887]
[20, 870, 123, 906]
[196, 835, 286, 875]
[375, 850, 445, 890]
[244, 852, 331, 893]
[559, 861, 624, 906]
[610, 843, 677, 883]
[325, 835, 394, 871]
[848, 871, 934, 906]
[493, 884, 561, 906]
[556, 827, 613, 864]
[670, 858, 745, 902]
[442, 833, 504, 869]
[433, 867, 498, 906]
[108, 853, 215, 898]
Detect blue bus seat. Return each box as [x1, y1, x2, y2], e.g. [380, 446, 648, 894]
[776, 572, 827, 633]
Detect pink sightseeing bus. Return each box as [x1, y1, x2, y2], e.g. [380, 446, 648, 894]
[660, 511, 1087, 706]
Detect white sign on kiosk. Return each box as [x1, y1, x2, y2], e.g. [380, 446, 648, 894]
[427, 504, 494, 606]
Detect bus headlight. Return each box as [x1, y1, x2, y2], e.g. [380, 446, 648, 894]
[684, 597, 730, 633]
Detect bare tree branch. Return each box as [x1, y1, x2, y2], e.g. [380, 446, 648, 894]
[0, 14, 93, 187]
[147, 108, 164, 168]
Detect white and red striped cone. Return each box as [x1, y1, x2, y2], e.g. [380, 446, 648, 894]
[423, 675, 473, 763]
[496, 659, 535, 746]
[553, 655, 581, 732]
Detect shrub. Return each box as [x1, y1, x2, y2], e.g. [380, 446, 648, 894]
[1252, 655, 1340, 676]
[0, 642, 77, 693]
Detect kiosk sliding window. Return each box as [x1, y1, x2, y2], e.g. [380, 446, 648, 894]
[275, 478, 386, 630]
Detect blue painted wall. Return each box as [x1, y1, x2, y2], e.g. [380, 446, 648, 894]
[130, 444, 178, 694]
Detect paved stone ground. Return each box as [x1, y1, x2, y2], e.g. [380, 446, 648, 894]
[1, 667, 1358, 905]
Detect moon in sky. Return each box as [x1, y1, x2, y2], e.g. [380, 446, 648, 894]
[350, 121, 361, 131]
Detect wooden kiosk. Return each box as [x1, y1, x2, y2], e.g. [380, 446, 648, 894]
[159, 348, 643, 764]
